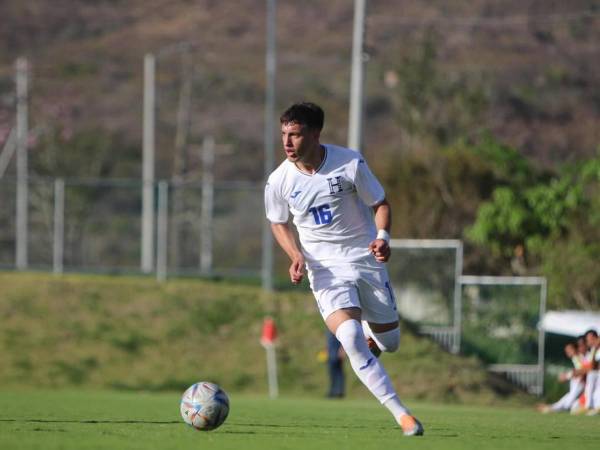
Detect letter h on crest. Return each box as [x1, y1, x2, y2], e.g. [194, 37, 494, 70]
[327, 176, 344, 194]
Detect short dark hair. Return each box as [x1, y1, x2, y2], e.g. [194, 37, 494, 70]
[280, 102, 324, 131]
[585, 329, 598, 338]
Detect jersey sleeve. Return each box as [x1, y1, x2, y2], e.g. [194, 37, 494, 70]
[264, 179, 289, 223]
[353, 155, 385, 206]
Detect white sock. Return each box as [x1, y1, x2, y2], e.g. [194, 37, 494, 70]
[384, 396, 410, 420]
[361, 320, 374, 340]
[362, 320, 401, 353]
[335, 319, 398, 405]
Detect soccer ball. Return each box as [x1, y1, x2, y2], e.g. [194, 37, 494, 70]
[180, 382, 230, 431]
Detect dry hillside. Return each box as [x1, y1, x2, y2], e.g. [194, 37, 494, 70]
[0, 0, 598, 180]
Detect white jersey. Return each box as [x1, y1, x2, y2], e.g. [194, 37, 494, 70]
[264, 144, 385, 269]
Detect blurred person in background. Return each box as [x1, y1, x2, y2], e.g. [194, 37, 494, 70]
[570, 335, 590, 413]
[581, 330, 600, 415]
[325, 330, 345, 398]
[537, 342, 584, 413]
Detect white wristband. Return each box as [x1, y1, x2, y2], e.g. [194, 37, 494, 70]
[376, 229, 390, 243]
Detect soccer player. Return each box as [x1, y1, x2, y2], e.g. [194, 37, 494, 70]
[264, 102, 424, 436]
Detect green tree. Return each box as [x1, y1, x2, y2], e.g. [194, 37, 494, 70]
[467, 154, 600, 309]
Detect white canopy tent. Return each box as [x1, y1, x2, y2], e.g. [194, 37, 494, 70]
[540, 310, 600, 337]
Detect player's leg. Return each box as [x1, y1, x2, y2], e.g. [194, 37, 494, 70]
[358, 268, 401, 355]
[326, 308, 400, 407]
[324, 306, 423, 436]
[349, 267, 423, 435]
[362, 319, 400, 354]
[588, 371, 600, 415]
[309, 268, 423, 434]
[550, 378, 585, 412]
[584, 370, 597, 411]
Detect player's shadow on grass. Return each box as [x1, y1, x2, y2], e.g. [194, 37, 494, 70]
[236, 422, 388, 431]
[0, 419, 180, 425]
[0, 419, 259, 435]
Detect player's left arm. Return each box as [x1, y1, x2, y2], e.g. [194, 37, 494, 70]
[369, 199, 392, 262]
[352, 154, 392, 262]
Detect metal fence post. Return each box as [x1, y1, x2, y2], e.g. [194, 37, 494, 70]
[142, 53, 156, 274]
[538, 278, 547, 396]
[200, 136, 215, 275]
[156, 181, 169, 282]
[452, 241, 463, 354]
[261, 0, 277, 292]
[15, 57, 28, 269]
[53, 178, 65, 274]
[348, 0, 367, 151]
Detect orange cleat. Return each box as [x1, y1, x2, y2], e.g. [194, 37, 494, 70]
[400, 414, 424, 436]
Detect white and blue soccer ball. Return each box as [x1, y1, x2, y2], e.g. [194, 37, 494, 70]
[180, 382, 230, 431]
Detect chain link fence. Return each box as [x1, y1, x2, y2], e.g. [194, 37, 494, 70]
[0, 177, 265, 278]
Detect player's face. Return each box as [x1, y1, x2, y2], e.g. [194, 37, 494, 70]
[281, 121, 319, 163]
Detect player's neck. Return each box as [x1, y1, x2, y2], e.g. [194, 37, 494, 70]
[295, 144, 325, 174]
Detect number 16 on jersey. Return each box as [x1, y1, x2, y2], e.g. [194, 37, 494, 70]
[309, 204, 333, 225]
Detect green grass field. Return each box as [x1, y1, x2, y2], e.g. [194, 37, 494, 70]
[1, 390, 598, 450]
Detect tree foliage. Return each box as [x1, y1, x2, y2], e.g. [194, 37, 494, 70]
[467, 154, 600, 309]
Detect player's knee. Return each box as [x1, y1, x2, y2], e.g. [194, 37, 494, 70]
[335, 319, 365, 356]
[375, 327, 401, 353]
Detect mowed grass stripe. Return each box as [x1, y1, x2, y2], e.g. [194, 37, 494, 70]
[0, 390, 598, 450]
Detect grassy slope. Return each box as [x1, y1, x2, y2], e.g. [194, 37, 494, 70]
[0, 390, 598, 450]
[0, 272, 529, 405]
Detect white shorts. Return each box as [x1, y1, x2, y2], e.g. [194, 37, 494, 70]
[307, 263, 398, 324]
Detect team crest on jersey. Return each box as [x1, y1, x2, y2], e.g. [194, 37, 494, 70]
[327, 176, 344, 194]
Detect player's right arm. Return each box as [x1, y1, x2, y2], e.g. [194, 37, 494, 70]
[265, 175, 305, 284]
[271, 223, 305, 284]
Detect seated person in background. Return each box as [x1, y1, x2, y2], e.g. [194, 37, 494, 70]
[569, 335, 590, 413]
[538, 342, 585, 413]
[580, 330, 600, 415]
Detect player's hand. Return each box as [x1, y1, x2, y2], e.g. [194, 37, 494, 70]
[369, 239, 391, 263]
[289, 256, 305, 284]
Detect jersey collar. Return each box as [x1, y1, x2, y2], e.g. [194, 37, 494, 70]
[293, 145, 328, 176]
